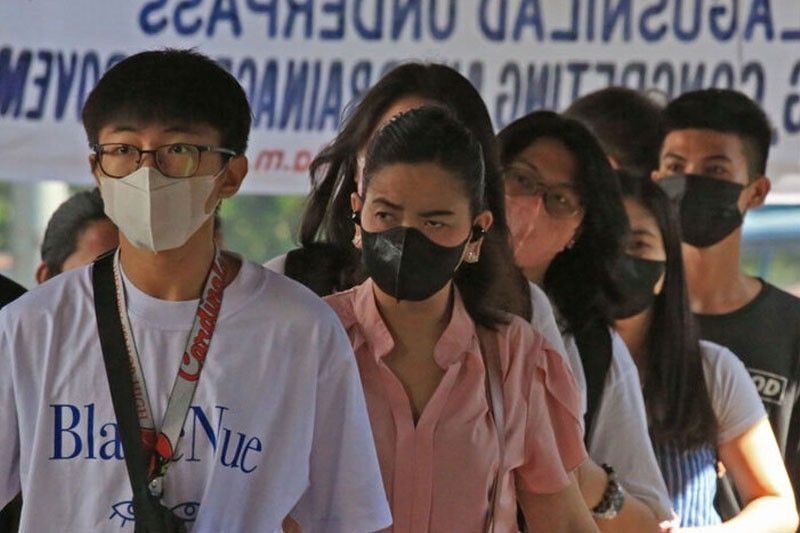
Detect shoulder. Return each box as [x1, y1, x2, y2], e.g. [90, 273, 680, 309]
[231, 260, 345, 334]
[323, 286, 359, 329]
[1, 267, 91, 327]
[761, 282, 800, 318]
[698, 339, 747, 375]
[607, 329, 641, 383]
[263, 253, 287, 274]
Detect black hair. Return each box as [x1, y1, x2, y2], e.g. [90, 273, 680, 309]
[41, 188, 109, 275]
[662, 88, 771, 178]
[617, 172, 718, 448]
[82, 49, 252, 154]
[364, 106, 485, 213]
[498, 111, 628, 334]
[564, 87, 664, 179]
[291, 62, 531, 319]
[362, 106, 503, 327]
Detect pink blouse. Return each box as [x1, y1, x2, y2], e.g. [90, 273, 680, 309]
[325, 280, 587, 532]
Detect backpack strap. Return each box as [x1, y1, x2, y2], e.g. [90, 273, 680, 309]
[575, 320, 613, 445]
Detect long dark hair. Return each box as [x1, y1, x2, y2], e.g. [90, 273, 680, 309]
[362, 107, 505, 327]
[497, 111, 627, 334]
[618, 173, 717, 448]
[294, 62, 531, 320]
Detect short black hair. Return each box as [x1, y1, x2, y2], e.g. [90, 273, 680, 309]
[41, 188, 108, 274]
[565, 87, 664, 179]
[82, 49, 252, 154]
[662, 89, 771, 177]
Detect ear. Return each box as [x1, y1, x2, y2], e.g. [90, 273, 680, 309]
[350, 192, 364, 249]
[743, 175, 770, 210]
[464, 210, 494, 262]
[350, 191, 364, 215]
[89, 155, 102, 187]
[35, 262, 51, 284]
[217, 155, 248, 200]
[566, 224, 583, 250]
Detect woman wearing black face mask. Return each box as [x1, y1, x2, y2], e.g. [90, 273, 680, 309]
[324, 106, 597, 532]
[613, 173, 797, 531]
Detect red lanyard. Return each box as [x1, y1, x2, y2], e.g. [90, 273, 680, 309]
[112, 249, 226, 496]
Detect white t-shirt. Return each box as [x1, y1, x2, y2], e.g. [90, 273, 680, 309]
[528, 282, 673, 521]
[0, 258, 391, 533]
[698, 340, 767, 445]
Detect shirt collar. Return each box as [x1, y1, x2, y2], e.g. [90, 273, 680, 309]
[352, 279, 479, 369]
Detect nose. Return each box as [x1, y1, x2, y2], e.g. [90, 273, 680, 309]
[526, 192, 546, 219]
[139, 150, 158, 169]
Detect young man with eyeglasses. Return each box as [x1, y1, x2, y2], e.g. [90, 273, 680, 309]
[0, 49, 391, 532]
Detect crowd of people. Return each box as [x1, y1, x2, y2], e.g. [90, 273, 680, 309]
[0, 48, 798, 532]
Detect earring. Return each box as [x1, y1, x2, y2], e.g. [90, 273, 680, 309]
[352, 233, 362, 248]
[566, 238, 576, 250]
[465, 250, 480, 263]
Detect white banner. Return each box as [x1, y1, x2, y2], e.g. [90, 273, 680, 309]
[3, 0, 800, 194]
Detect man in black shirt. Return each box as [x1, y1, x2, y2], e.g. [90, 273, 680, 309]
[653, 88, 800, 518]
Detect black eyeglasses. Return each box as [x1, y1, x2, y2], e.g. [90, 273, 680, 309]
[503, 165, 583, 218]
[91, 143, 237, 179]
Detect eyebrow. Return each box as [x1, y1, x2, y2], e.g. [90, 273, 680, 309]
[702, 155, 733, 163]
[632, 228, 658, 238]
[419, 209, 455, 218]
[662, 153, 686, 161]
[372, 197, 403, 210]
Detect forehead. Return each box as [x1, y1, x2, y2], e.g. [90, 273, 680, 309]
[514, 137, 577, 184]
[623, 197, 659, 231]
[661, 129, 747, 163]
[97, 121, 221, 145]
[366, 162, 470, 207]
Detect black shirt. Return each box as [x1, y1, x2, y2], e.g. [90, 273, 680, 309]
[697, 281, 800, 518]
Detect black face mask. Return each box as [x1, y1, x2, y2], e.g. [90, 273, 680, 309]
[657, 173, 745, 248]
[360, 224, 472, 302]
[612, 254, 666, 319]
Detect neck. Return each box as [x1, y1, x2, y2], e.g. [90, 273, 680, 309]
[682, 230, 761, 314]
[372, 282, 453, 350]
[119, 219, 218, 301]
[522, 263, 549, 285]
[614, 309, 653, 372]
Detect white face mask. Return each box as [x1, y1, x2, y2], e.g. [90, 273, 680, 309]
[99, 166, 221, 252]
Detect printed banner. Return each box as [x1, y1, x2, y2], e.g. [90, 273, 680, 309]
[3, 0, 800, 194]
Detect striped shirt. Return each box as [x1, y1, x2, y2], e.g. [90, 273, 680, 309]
[654, 441, 721, 527]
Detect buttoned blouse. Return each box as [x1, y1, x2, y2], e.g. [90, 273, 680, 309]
[325, 280, 587, 532]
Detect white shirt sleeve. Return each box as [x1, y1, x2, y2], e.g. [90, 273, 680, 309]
[699, 340, 767, 445]
[529, 282, 587, 418]
[586, 330, 674, 522]
[263, 253, 287, 274]
[0, 319, 21, 508]
[290, 316, 392, 533]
